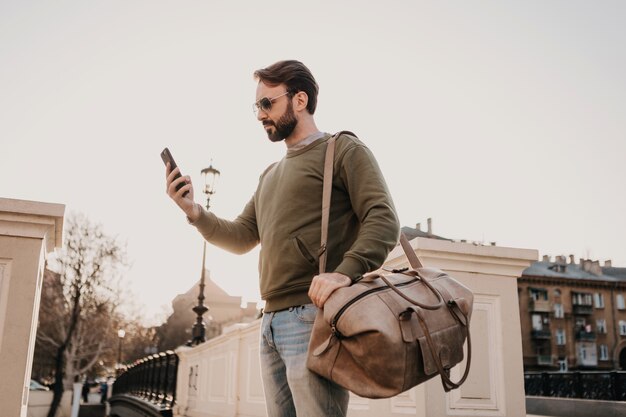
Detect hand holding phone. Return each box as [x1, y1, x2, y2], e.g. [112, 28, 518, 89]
[161, 147, 189, 198]
[162, 147, 200, 221]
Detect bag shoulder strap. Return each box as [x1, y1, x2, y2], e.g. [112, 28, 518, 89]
[319, 132, 340, 274]
[400, 233, 423, 269]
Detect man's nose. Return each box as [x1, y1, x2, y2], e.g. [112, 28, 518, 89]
[256, 109, 267, 122]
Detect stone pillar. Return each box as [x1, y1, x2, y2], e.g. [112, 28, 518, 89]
[0, 198, 64, 417]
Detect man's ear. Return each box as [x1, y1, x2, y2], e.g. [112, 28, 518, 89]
[293, 91, 309, 112]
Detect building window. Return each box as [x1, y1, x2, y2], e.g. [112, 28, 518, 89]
[572, 292, 593, 306]
[554, 303, 564, 318]
[594, 293, 605, 308]
[536, 346, 552, 365]
[532, 314, 549, 331]
[620, 321, 626, 336]
[618, 294, 626, 310]
[558, 358, 568, 372]
[530, 288, 548, 301]
[597, 319, 607, 334]
[599, 344, 609, 361]
[577, 343, 598, 366]
[556, 329, 566, 345]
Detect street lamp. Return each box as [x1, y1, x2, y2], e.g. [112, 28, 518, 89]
[189, 162, 220, 346]
[200, 162, 220, 210]
[117, 329, 125, 374]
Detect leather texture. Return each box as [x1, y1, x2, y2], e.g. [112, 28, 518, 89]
[306, 132, 474, 398]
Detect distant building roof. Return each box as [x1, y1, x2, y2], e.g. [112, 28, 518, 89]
[401, 226, 451, 241]
[602, 267, 626, 280]
[172, 269, 239, 307]
[401, 218, 452, 241]
[523, 261, 626, 283]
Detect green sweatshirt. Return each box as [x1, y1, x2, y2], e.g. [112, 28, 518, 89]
[191, 132, 399, 312]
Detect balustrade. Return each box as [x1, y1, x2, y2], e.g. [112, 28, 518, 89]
[525, 371, 626, 401]
[111, 350, 179, 417]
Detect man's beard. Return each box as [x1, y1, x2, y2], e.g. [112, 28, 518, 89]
[264, 104, 298, 142]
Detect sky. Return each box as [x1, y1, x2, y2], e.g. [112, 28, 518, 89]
[1, 1, 625, 326]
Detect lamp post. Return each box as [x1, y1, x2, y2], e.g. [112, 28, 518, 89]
[189, 162, 220, 346]
[117, 329, 125, 374]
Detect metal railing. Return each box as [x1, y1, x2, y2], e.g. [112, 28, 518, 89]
[575, 330, 596, 341]
[525, 371, 626, 401]
[110, 350, 179, 416]
[572, 304, 593, 315]
[531, 329, 552, 340]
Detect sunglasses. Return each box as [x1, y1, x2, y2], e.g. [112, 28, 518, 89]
[253, 91, 290, 116]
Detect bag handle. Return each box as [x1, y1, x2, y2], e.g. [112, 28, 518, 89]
[363, 270, 444, 310]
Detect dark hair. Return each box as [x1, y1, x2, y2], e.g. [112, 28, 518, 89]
[254, 60, 319, 114]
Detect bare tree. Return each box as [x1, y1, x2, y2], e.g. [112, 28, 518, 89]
[35, 213, 127, 417]
[119, 320, 160, 363]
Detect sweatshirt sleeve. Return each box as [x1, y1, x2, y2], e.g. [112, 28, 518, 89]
[333, 142, 400, 280]
[190, 195, 260, 255]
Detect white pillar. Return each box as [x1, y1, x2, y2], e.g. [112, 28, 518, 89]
[105, 379, 113, 416]
[0, 198, 65, 417]
[71, 383, 82, 417]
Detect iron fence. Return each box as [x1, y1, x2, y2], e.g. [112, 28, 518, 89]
[525, 371, 626, 401]
[112, 350, 179, 411]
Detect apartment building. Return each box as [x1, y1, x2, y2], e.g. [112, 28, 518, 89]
[519, 256, 626, 371]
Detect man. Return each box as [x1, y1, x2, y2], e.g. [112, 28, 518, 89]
[166, 60, 399, 417]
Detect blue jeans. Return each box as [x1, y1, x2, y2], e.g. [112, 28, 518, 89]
[260, 303, 349, 417]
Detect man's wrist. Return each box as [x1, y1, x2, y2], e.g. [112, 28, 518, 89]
[334, 257, 364, 284]
[186, 203, 201, 224]
[333, 272, 353, 286]
[350, 275, 363, 284]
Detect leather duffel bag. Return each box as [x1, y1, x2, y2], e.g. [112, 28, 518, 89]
[306, 235, 473, 398]
[306, 133, 473, 398]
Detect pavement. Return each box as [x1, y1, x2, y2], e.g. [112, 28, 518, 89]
[79, 392, 105, 417]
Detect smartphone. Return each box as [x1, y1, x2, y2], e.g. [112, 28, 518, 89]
[161, 147, 189, 197]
